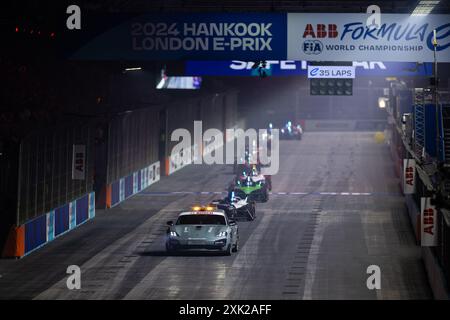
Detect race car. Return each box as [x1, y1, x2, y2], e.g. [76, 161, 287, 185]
[230, 171, 269, 203]
[210, 190, 256, 221]
[233, 146, 259, 175]
[279, 121, 303, 140]
[166, 206, 239, 255]
[240, 164, 272, 191]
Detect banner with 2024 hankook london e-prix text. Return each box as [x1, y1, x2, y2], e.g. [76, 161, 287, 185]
[69, 13, 450, 62]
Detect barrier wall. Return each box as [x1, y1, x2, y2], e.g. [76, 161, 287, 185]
[302, 119, 387, 131]
[166, 91, 238, 158]
[17, 122, 95, 226]
[405, 194, 421, 243]
[166, 144, 198, 176]
[107, 108, 159, 185]
[164, 91, 238, 176]
[2, 192, 95, 258]
[107, 161, 160, 208]
[389, 123, 421, 243]
[166, 132, 227, 176]
[387, 92, 450, 299]
[422, 246, 450, 299]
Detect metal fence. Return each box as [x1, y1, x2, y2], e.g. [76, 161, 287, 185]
[107, 108, 159, 184]
[17, 122, 95, 225]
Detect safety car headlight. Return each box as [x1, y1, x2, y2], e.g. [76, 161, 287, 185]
[217, 231, 227, 237]
[169, 231, 179, 237]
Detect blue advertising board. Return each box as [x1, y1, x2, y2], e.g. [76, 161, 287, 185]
[70, 13, 287, 60]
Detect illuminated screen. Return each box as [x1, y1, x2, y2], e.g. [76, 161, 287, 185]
[156, 76, 202, 89]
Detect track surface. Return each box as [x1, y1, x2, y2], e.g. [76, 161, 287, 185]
[0, 132, 432, 299]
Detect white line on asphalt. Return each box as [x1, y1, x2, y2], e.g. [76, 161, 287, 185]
[302, 214, 325, 300]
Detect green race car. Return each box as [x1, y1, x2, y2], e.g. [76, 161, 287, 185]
[230, 174, 269, 203]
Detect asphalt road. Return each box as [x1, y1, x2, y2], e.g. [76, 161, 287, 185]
[0, 132, 432, 299]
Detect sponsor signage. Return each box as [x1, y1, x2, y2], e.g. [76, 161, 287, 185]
[420, 197, 438, 247]
[307, 65, 355, 78]
[69, 13, 287, 60]
[287, 13, 450, 63]
[184, 60, 434, 77]
[72, 145, 86, 180]
[67, 13, 450, 62]
[403, 159, 416, 194]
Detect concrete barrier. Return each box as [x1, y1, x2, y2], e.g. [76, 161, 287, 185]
[108, 161, 160, 208]
[422, 246, 450, 299]
[2, 192, 96, 258]
[405, 194, 421, 243]
[166, 133, 230, 176]
[302, 119, 387, 131]
[166, 144, 200, 176]
[388, 125, 450, 299]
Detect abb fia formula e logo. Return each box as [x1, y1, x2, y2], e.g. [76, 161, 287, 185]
[302, 24, 337, 55]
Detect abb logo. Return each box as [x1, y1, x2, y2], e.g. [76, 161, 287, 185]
[423, 208, 434, 235]
[303, 24, 338, 38]
[404, 167, 414, 185]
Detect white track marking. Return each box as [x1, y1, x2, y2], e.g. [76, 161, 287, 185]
[302, 213, 325, 300]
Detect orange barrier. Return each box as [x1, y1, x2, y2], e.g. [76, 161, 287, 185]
[2, 225, 25, 258]
[106, 184, 112, 208]
[165, 157, 170, 176]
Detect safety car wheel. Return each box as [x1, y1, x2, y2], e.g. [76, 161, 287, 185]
[232, 240, 239, 252]
[224, 244, 232, 256]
